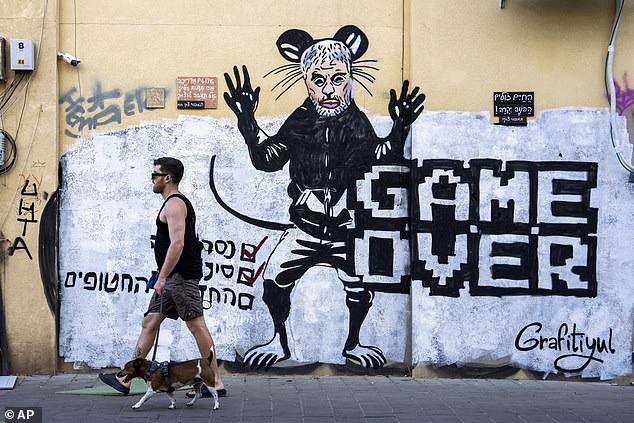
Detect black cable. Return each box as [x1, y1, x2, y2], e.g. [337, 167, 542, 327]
[0, 75, 20, 109]
[0, 73, 26, 112]
[0, 74, 24, 108]
[0, 72, 29, 175]
[0, 80, 14, 105]
[0, 72, 21, 96]
[0, 129, 17, 174]
[0, 278, 8, 375]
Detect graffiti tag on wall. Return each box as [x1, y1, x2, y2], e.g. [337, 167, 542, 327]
[615, 72, 634, 116]
[59, 82, 160, 138]
[62, 236, 264, 312]
[8, 175, 43, 260]
[515, 322, 616, 372]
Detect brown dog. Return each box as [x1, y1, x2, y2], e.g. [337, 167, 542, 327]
[117, 350, 219, 410]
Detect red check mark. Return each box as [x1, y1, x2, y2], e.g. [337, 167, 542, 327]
[242, 262, 266, 286]
[242, 236, 268, 261]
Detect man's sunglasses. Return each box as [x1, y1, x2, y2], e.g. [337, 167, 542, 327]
[151, 172, 169, 179]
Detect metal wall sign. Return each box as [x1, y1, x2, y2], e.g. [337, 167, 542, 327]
[494, 91, 534, 126]
[177, 76, 218, 109]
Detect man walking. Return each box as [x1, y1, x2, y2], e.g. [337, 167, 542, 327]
[99, 157, 225, 397]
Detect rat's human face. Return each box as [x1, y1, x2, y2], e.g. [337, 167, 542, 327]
[304, 58, 353, 117]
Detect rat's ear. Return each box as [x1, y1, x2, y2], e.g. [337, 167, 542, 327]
[276, 29, 314, 63]
[333, 25, 368, 61]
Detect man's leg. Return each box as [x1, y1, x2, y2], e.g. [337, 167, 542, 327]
[119, 312, 165, 386]
[134, 313, 165, 356]
[185, 315, 224, 390]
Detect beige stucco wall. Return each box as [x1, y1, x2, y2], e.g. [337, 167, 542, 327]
[1, 0, 633, 374]
[412, 1, 625, 112]
[0, 0, 58, 374]
[57, 1, 634, 147]
[57, 0, 405, 151]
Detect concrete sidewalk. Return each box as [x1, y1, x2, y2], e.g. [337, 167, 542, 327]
[1, 374, 633, 423]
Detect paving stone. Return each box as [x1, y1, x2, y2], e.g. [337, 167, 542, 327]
[1, 374, 633, 422]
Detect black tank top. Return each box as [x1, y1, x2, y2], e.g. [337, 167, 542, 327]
[154, 194, 203, 280]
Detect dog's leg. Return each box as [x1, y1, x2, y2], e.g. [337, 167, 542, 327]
[185, 391, 201, 407]
[132, 383, 155, 409]
[166, 391, 176, 409]
[186, 381, 204, 407]
[209, 387, 220, 410]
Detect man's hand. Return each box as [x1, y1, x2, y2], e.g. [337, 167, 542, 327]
[154, 277, 167, 295]
[224, 65, 261, 119]
[388, 80, 426, 127]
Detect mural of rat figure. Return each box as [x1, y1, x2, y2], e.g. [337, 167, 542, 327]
[223, 25, 425, 369]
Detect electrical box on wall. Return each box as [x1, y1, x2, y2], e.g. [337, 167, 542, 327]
[0, 38, 6, 80]
[10, 39, 35, 71]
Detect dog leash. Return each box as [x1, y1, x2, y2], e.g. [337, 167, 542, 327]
[146, 294, 172, 387]
[144, 294, 163, 382]
[150, 294, 163, 362]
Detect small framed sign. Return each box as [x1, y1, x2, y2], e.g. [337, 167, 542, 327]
[145, 88, 165, 109]
[493, 91, 534, 126]
[177, 76, 218, 109]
